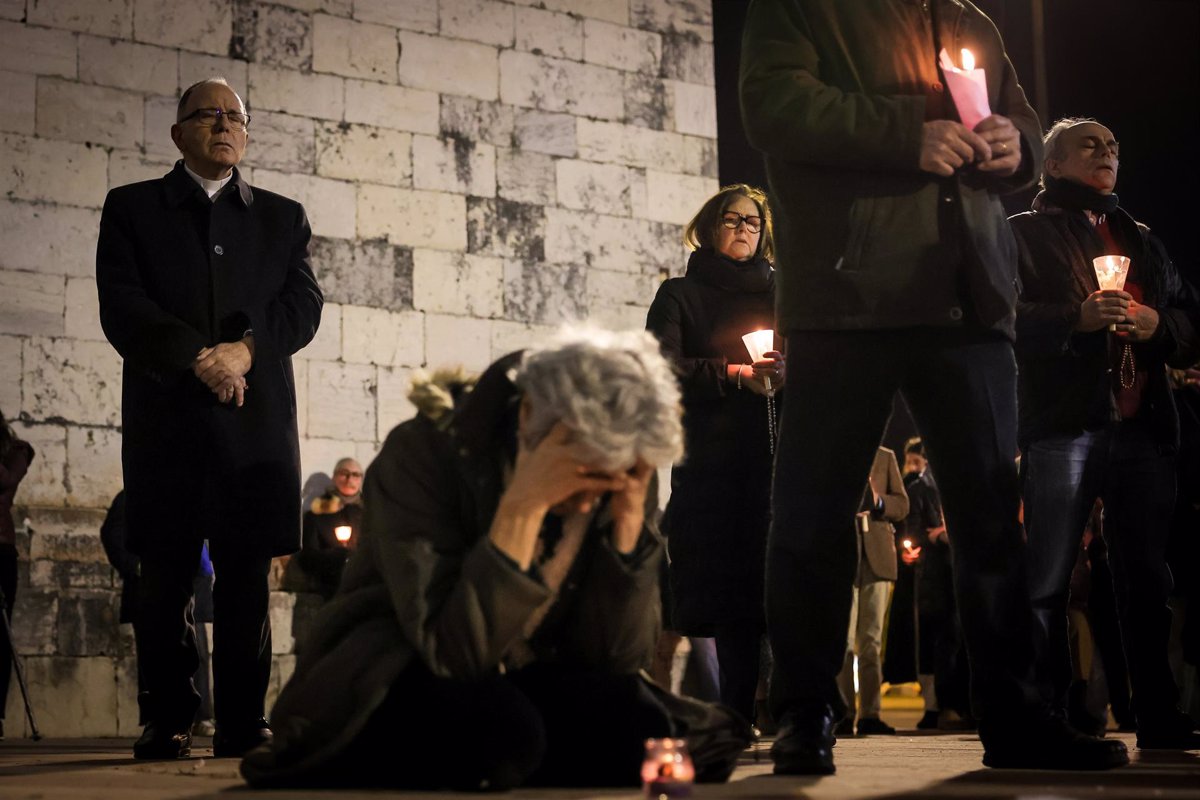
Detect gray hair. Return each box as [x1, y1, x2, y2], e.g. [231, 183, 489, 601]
[1040, 116, 1099, 187]
[515, 327, 684, 472]
[177, 77, 244, 121]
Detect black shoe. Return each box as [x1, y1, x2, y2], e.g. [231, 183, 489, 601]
[213, 718, 272, 758]
[771, 706, 836, 775]
[855, 717, 896, 735]
[133, 722, 192, 759]
[1137, 710, 1200, 750]
[833, 716, 855, 737]
[916, 710, 940, 730]
[981, 713, 1127, 770]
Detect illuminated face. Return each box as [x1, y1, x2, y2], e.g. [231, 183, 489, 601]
[713, 194, 762, 262]
[170, 82, 249, 180]
[903, 452, 926, 476]
[1046, 122, 1119, 195]
[333, 460, 363, 497]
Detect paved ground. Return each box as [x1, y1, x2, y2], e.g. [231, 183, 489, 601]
[1, 708, 1197, 799]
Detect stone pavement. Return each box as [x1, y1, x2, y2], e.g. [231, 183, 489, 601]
[1, 706, 1197, 800]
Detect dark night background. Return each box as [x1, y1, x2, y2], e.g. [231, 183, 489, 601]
[712, 0, 1200, 451]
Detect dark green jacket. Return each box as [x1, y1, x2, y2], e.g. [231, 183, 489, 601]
[740, 0, 1042, 337]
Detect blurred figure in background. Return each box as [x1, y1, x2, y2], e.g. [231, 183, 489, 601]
[0, 410, 34, 741]
[290, 459, 363, 599]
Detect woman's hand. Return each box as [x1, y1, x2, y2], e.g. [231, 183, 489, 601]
[609, 459, 654, 554]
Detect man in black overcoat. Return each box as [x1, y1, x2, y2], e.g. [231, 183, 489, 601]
[96, 78, 323, 760]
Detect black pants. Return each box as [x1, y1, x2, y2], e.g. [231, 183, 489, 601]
[767, 329, 1040, 724]
[713, 618, 766, 723]
[328, 662, 673, 790]
[135, 539, 271, 732]
[0, 544, 16, 719]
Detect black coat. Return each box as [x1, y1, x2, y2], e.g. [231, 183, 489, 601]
[646, 249, 777, 633]
[96, 162, 323, 556]
[1011, 199, 1200, 449]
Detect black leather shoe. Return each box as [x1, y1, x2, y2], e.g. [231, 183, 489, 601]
[771, 706, 836, 775]
[133, 722, 192, 759]
[833, 716, 854, 737]
[855, 716, 896, 735]
[981, 713, 1127, 770]
[213, 718, 272, 758]
[1137, 710, 1200, 750]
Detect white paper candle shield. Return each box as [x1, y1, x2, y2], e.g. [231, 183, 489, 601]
[939, 48, 991, 131]
[742, 329, 776, 394]
[334, 525, 352, 543]
[1092, 255, 1131, 291]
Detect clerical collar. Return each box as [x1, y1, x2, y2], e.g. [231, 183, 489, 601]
[183, 162, 233, 199]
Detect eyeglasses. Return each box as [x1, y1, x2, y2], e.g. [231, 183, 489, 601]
[720, 213, 763, 233]
[179, 107, 251, 131]
[334, 470, 363, 479]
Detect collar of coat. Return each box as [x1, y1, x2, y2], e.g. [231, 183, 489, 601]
[163, 160, 254, 208]
[445, 351, 523, 463]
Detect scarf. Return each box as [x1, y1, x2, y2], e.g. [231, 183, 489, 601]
[685, 248, 773, 294]
[1040, 175, 1120, 215]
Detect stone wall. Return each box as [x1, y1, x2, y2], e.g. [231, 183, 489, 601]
[0, 0, 717, 736]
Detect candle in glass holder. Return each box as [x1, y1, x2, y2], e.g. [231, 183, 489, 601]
[641, 738, 695, 799]
[939, 48, 991, 131]
[334, 525, 352, 543]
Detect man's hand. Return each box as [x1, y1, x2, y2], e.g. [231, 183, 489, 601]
[609, 459, 654, 554]
[919, 120, 992, 177]
[193, 338, 254, 404]
[1114, 301, 1160, 342]
[974, 115, 1022, 176]
[1076, 290, 1131, 332]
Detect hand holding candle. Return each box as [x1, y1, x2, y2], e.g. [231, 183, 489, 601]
[1092, 255, 1131, 331]
[741, 329, 782, 395]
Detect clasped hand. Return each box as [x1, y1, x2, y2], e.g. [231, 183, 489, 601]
[919, 115, 1021, 178]
[1077, 290, 1159, 341]
[743, 350, 785, 396]
[193, 339, 254, 407]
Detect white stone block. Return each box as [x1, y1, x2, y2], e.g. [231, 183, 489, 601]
[514, 6, 582, 60]
[316, 122, 411, 187]
[583, 19, 661, 74]
[375, 365, 415, 440]
[249, 63, 344, 121]
[248, 111, 316, 173]
[503, 259, 586, 325]
[500, 50, 623, 121]
[681, 133, 717, 179]
[576, 118, 687, 171]
[412, 135, 495, 198]
[0, 133, 108, 208]
[23, 337, 122, 426]
[425, 313, 492, 372]
[439, 96, 513, 148]
[412, 249, 503, 318]
[28, 0, 133, 37]
[0, 200, 100, 278]
[513, 110, 575, 157]
[65, 276, 105, 342]
[9, 421, 67, 504]
[556, 158, 633, 216]
[588, 266, 656, 307]
[180, 52, 249, 94]
[20, 657, 118, 737]
[65, 426, 123, 508]
[628, 168, 648, 219]
[355, 0, 436, 32]
[243, 3, 313, 71]
[36, 77, 144, 150]
[496, 148, 555, 205]
[271, 0, 351, 15]
[630, 0, 712, 42]
[345, 79, 438, 134]
[295, 301, 341, 361]
[133, 0, 232, 54]
[312, 13, 397, 83]
[644, 170, 717, 225]
[490, 319, 557, 361]
[440, 0, 514, 48]
[108, 149, 172, 190]
[357, 185, 466, 251]
[306, 359, 376, 441]
[671, 80, 716, 139]
[0, 334, 20, 414]
[299, 436, 361, 487]
[588, 300, 651, 331]
[141, 94, 179, 159]
[78, 35, 178, 96]
[544, 206, 680, 274]
[662, 32, 713, 86]
[0, 20, 77, 78]
[342, 305, 424, 368]
[0, 270, 64, 337]
[0, 70, 36, 134]
[253, 169, 357, 240]
[0, 0, 23, 20]
[509, 0, 629, 26]
[269, 591, 296, 654]
[399, 31, 498, 102]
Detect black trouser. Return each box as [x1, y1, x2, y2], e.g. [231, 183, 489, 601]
[136, 539, 271, 732]
[0, 544, 17, 719]
[767, 329, 1040, 724]
[327, 662, 673, 790]
[713, 618, 766, 723]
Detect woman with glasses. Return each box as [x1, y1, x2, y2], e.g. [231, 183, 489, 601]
[646, 185, 783, 727]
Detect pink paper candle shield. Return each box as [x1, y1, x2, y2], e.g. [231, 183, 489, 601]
[939, 48, 991, 131]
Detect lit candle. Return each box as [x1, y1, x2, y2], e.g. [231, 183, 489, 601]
[903, 539, 913, 550]
[939, 47, 991, 131]
[1092, 255, 1131, 331]
[334, 525, 352, 543]
[741, 329, 776, 394]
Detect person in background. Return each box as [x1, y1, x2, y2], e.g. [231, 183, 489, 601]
[646, 184, 783, 726]
[293, 459, 364, 599]
[0, 410, 34, 741]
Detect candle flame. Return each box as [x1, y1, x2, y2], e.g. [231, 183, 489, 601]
[961, 48, 975, 71]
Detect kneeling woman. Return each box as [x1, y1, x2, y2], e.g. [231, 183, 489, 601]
[243, 329, 687, 790]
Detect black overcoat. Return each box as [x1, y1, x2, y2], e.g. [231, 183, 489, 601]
[96, 162, 323, 556]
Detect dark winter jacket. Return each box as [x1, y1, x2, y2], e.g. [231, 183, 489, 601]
[740, 0, 1042, 337]
[646, 248, 777, 632]
[292, 491, 363, 598]
[1011, 198, 1200, 448]
[242, 353, 663, 786]
[0, 437, 34, 547]
[96, 162, 323, 557]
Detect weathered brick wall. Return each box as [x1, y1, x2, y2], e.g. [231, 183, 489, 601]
[0, 0, 717, 736]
